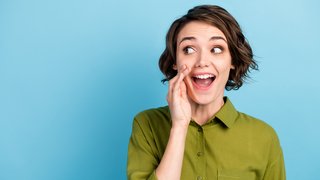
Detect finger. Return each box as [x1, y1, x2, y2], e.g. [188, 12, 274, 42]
[168, 65, 190, 103]
[168, 73, 179, 103]
[168, 74, 179, 92]
[180, 79, 188, 99]
[167, 65, 183, 99]
[170, 67, 188, 103]
[173, 65, 189, 93]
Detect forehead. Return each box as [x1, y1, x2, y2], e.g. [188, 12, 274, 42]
[177, 21, 226, 42]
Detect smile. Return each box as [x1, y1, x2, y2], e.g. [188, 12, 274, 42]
[191, 73, 216, 90]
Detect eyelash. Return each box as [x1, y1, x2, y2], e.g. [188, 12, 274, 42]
[182, 46, 224, 55]
[182, 46, 195, 54]
[211, 46, 224, 54]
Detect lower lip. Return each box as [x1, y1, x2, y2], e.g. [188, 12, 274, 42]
[191, 78, 214, 91]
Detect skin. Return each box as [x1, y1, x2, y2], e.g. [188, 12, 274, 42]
[156, 21, 234, 180]
[175, 21, 234, 125]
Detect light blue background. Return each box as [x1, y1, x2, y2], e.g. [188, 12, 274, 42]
[1, 0, 319, 179]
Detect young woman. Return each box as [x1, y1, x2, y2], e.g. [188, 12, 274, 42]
[127, 5, 285, 180]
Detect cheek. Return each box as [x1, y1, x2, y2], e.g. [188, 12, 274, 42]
[219, 63, 233, 72]
[219, 66, 232, 81]
[215, 57, 233, 71]
[176, 55, 196, 68]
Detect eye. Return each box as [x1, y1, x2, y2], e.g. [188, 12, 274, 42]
[211, 47, 223, 54]
[183, 46, 196, 54]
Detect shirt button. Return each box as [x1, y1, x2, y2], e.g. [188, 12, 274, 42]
[197, 176, 203, 180]
[197, 152, 203, 156]
[197, 127, 203, 132]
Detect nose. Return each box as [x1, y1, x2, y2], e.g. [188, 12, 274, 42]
[194, 50, 210, 68]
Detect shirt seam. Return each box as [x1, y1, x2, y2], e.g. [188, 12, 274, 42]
[262, 132, 282, 179]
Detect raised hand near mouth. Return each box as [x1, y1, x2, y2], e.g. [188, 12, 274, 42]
[167, 64, 191, 129]
[156, 64, 191, 180]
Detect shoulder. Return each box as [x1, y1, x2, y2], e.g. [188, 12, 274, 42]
[133, 106, 171, 130]
[135, 106, 170, 120]
[131, 106, 172, 147]
[235, 112, 279, 141]
[235, 112, 284, 167]
[134, 106, 170, 123]
[234, 112, 283, 156]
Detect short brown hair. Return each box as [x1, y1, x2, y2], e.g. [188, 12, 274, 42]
[158, 5, 258, 90]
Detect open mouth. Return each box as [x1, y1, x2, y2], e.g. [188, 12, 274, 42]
[191, 73, 216, 90]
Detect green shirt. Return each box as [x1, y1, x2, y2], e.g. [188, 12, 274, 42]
[127, 97, 285, 180]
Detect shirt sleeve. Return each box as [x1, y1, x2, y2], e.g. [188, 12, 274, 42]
[263, 131, 286, 180]
[127, 117, 159, 180]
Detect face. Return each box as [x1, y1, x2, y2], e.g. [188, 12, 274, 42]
[175, 21, 234, 105]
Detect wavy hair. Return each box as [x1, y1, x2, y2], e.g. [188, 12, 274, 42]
[158, 5, 258, 90]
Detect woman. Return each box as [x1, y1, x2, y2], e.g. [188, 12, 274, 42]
[127, 5, 285, 180]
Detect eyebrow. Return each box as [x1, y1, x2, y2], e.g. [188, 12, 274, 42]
[178, 36, 227, 45]
[210, 36, 227, 42]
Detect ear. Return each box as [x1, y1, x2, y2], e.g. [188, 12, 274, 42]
[231, 64, 235, 70]
[173, 64, 178, 70]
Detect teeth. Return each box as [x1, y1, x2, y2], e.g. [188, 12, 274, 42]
[194, 74, 214, 79]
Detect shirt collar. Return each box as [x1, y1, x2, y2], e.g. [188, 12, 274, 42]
[215, 97, 238, 128]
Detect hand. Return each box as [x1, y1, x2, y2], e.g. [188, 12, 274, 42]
[167, 64, 191, 128]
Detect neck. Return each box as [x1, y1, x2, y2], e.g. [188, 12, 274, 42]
[191, 97, 225, 126]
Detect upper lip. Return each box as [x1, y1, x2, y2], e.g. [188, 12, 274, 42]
[191, 72, 216, 79]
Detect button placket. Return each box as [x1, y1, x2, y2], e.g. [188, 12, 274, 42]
[197, 127, 203, 158]
[196, 126, 206, 179]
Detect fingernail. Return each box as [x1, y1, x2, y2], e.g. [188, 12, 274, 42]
[184, 66, 188, 72]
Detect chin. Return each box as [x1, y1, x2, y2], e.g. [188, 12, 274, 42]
[187, 92, 218, 106]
